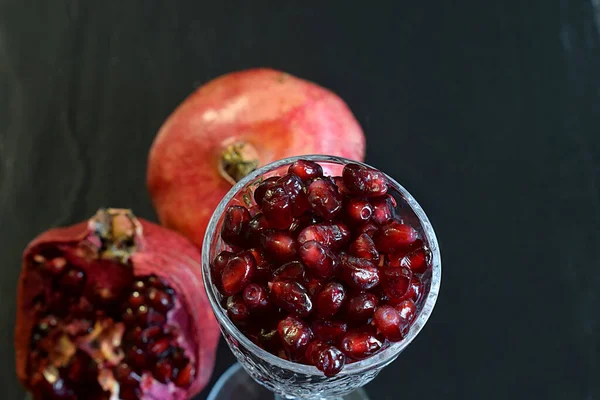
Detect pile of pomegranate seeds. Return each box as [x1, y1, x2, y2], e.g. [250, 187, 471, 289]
[212, 160, 431, 377]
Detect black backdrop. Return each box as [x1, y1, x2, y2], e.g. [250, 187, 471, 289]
[1, 1, 599, 399]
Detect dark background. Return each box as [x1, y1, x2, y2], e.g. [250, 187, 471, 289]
[1, 1, 599, 399]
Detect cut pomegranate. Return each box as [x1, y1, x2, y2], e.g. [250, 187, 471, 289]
[270, 281, 313, 317]
[209, 160, 432, 377]
[372, 305, 409, 341]
[220, 205, 251, 247]
[288, 160, 323, 182]
[340, 331, 383, 360]
[342, 163, 388, 198]
[339, 255, 380, 290]
[298, 240, 338, 279]
[314, 282, 346, 319]
[278, 316, 313, 361]
[307, 178, 343, 220]
[374, 220, 419, 253]
[16, 209, 219, 399]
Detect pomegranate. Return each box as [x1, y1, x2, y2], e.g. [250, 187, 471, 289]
[15, 209, 220, 400]
[147, 68, 366, 248]
[210, 161, 433, 377]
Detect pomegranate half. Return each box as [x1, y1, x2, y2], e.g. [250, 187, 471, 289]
[147, 68, 366, 247]
[15, 208, 220, 400]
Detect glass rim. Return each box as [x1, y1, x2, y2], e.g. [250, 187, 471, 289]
[201, 154, 442, 376]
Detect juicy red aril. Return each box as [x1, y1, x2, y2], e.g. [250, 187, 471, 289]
[39, 257, 67, 276]
[315, 282, 346, 319]
[289, 213, 319, 237]
[278, 316, 313, 361]
[305, 278, 324, 298]
[339, 255, 380, 290]
[270, 280, 313, 317]
[370, 195, 396, 225]
[58, 268, 86, 294]
[297, 222, 351, 250]
[245, 213, 270, 246]
[345, 198, 373, 225]
[373, 305, 408, 341]
[342, 163, 388, 198]
[272, 261, 306, 283]
[242, 284, 271, 313]
[220, 252, 256, 296]
[394, 299, 417, 323]
[262, 186, 294, 229]
[345, 292, 378, 324]
[374, 220, 419, 253]
[312, 320, 348, 343]
[211, 251, 235, 290]
[147, 288, 174, 313]
[340, 330, 383, 360]
[307, 178, 343, 220]
[261, 230, 298, 262]
[298, 240, 338, 279]
[332, 176, 351, 196]
[314, 344, 345, 377]
[278, 173, 310, 216]
[221, 205, 251, 247]
[254, 176, 280, 205]
[349, 233, 380, 263]
[381, 267, 412, 300]
[305, 340, 328, 365]
[154, 359, 173, 383]
[390, 246, 430, 274]
[114, 363, 141, 386]
[173, 363, 195, 387]
[406, 275, 423, 302]
[356, 222, 378, 238]
[226, 295, 250, 323]
[148, 338, 171, 356]
[288, 160, 323, 181]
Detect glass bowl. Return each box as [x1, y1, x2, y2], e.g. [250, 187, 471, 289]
[201, 155, 441, 400]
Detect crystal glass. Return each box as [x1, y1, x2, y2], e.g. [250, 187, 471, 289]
[201, 155, 441, 400]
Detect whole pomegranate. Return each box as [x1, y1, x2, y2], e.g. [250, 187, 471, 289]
[15, 209, 220, 400]
[147, 68, 366, 247]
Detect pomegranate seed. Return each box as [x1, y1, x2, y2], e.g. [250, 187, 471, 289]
[370, 195, 396, 225]
[305, 340, 329, 365]
[262, 185, 294, 229]
[289, 213, 319, 237]
[345, 198, 373, 225]
[227, 294, 250, 322]
[153, 358, 173, 383]
[315, 282, 346, 319]
[339, 255, 380, 290]
[146, 307, 167, 327]
[312, 320, 348, 343]
[394, 299, 417, 322]
[332, 176, 351, 196]
[148, 338, 170, 356]
[254, 262, 273, 284]
[147, 288, 174, 313]
[297, 222, 351, 250]
[254, 176, 280, 205]
[41, 257, 67, 276]
[381, 267, 412, 300]
[127, 291, 145, 309]
[305, 278, 324, 298]
[345, 292, 378, 324]
[390, 247, 430, 273]
[356, 222, 378, 238]
[245, 213, 270, 246]
[313, 344, 346, 377]
[58, 268, 86, 294]
[373, 305, 408, 341]
[272, 261, 306, 283]
[406, 275, 423, 302]
[173, 362, 195, 386]
[114, 363, 140, 386]
[247, 247, 267, 267]
[298, 240, 338, 279]
[132, 279, 145, 291]
[221, 205, 251, 247]
[270, 280, 313, 317]
[278, 173, 310, 216]
[288, 160, 323, 181]
[221, 252, 256, 296]
[340, 330, 383, 360]
[141, 326, 162, 344]
[307, 178, 343, 220]
[342, 163, 388, 197]
[374, 220, 419, 253]
[261, 230, 298, 262]
[242, 284, 271, 313]
[349, 234, 380, 263]
[122, 308, 136, 326]
[126, 346, 146, 370]
[146, 274, 168, 289]
[278, 316, 312, 360]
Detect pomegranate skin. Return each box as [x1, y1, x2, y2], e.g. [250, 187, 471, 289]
[147, 68, 366, 247]
[15, 209, 220, 399]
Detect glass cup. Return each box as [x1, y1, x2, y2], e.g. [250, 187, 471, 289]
[201, 155, 441, 400]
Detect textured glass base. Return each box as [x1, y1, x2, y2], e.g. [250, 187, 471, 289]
[208, 363, 371, 400]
